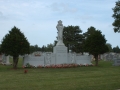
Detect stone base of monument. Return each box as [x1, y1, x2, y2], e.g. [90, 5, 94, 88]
[53, 45, 68, 64]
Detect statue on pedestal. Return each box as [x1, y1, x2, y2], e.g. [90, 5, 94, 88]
[56, 20, 64, 46]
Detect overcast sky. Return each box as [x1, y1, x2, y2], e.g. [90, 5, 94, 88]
[0, 0, 119, 48]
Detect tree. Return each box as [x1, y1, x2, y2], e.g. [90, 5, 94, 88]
[83, 26, 96, 39]
[53, 40, 57, 46]
[84, 30, 109, 66]
[63, 25, 84, 53]
[82, 26, 96, 54]
[30, 45, 36, 53]
[113, 46, 120, 53]
[106, 43, 112, 52]
[34, 44, 41, 51]
[112, 0, 120, 32]
[1, 26, 30, 68]
[41, 45, 46, 52]
[30, 44, 41, 53]
[46, 43, 53, 52]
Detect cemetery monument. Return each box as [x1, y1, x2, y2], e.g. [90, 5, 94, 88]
[23, 20, 92, 67]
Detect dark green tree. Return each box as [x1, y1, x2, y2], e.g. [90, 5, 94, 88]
[34, 44, 41, 51]
[63, 25, 84, 53]
[30, 45, 36, 53]
[84, 30, 109, 66]
[113, 46, 120, 53]
[83, 26, 96, 39]
[106, 43, 112, 52]
[82, 26, 96, 54]
[1, 26, 30, 68]
[112, 0, 120, 32]
[30, 44, 42, 53]
[41, 45, 46, 52]
[46, 43, 53, 52]
[53, 40, 57, 46]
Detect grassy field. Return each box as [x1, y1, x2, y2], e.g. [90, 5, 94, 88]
[0, 58, 120, 90]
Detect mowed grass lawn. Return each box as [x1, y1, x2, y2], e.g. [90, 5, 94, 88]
[0, 58, 120, 90]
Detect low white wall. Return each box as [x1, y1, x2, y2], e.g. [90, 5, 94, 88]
[23, 55, 44, 67]
[55, 53, 68, 64]
[76, 55, 92, 65]
[23, 54, 92, 67]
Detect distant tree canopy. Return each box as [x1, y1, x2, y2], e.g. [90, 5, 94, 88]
[30, 43, 54, 53]
[54, 25, 84, 53]
[41, 44, 53, 52]
[112, 0, 120, 32]
[30, 44, 41, 53]
[106, 43, 113, 52]
[63, 25, 84, 53]
[83, 26, 96, 39]
[84, 28, 109, 66]
[46, 43, 54, 52]
[1, 26, 30, 68]
[113, 46, 120, 53]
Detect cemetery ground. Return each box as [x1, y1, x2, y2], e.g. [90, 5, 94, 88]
[0, 58, 120, 90]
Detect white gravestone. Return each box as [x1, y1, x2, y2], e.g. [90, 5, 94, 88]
[1, 55, 10, 65]
[6, 56, 10, 65]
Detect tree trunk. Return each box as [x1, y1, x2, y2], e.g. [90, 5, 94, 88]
[95, 55, 98, 66]
[13, 56, 19, 69]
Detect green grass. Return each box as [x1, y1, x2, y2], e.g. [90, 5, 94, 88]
[0, 59, 120, 90]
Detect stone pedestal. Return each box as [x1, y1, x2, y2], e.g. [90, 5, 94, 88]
[53, 45, 68, 64]
[56, 40, 64, 46]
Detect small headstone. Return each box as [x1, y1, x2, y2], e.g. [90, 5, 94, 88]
[113, 59, 120, 66]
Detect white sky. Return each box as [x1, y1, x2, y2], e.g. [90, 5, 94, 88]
[0, 0, 119, 48]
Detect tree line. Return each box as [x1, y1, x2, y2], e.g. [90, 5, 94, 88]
[29, 43, 120, 54]
[0, 25, 119, 67]
[29, 26, 119, 54]
[30, 44, 54, 53]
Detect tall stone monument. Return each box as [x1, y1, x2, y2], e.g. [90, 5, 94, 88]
[23, 20, 92, 67]
[53, 20, 68, 64]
